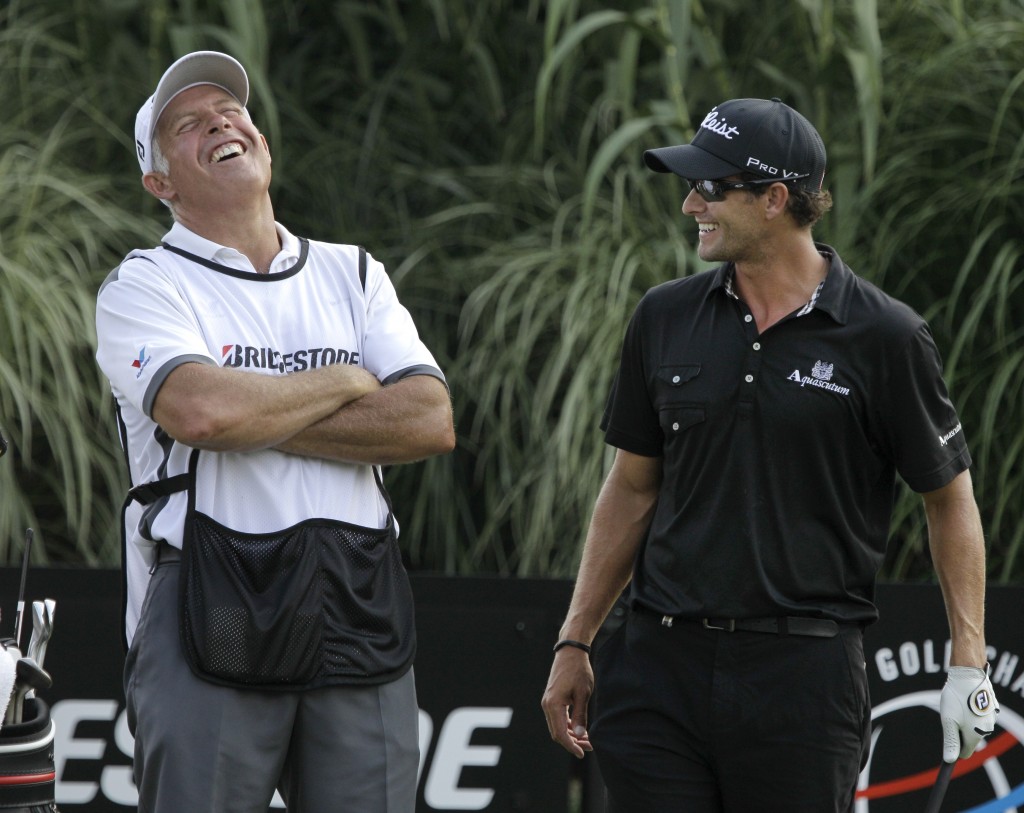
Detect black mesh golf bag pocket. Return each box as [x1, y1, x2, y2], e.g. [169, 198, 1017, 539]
[182, 514, 322, 685]
[127, 448, 416, 690]
[181, 510, 416, 689]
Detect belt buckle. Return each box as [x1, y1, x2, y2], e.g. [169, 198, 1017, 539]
[702, 618, 736, 632]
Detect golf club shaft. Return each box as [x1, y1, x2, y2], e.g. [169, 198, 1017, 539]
[924, 759, 955, 813]
[13, 528, 34, 648]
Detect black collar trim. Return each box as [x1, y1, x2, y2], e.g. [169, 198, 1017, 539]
[161, 237, 309, 280]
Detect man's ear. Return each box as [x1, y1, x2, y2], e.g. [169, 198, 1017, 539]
[763, 182, 791, 221]
[142, 171, 175, 204]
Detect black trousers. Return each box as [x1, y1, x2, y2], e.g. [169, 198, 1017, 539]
[590, 609, 870, 813]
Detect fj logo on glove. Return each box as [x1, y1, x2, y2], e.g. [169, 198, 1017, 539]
[971, 688, 993, 716]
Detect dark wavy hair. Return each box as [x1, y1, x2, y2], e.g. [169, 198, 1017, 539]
[742, 173, 833, 228]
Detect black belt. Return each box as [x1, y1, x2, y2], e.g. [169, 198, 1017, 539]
[156, 541, 182, 563]
[637, 606, 840, 638]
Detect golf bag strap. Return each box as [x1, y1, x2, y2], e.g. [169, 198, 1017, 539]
[132, 454, 392, 518]
[371, 463, 393, 519]
[127, 473, 190, 505]
[128, 440, 387, 517]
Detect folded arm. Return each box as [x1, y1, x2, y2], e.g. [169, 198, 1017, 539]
[152, 361, 382, 452]
[154, 361, 454, 464]
[275, 373, 455, 464]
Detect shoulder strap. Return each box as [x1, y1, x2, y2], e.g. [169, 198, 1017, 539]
[359, 246, 367, 291]
[127, 473, 190, 505]
[372, 465, 394, 521]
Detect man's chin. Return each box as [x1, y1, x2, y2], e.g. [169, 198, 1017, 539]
[697, 246, 725, 263]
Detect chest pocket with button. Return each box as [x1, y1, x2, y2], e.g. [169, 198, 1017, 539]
[655, 364, 706, 436]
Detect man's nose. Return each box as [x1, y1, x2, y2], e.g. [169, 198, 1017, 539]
[207, 116, 233, 134]
[681, 187, 704, 216]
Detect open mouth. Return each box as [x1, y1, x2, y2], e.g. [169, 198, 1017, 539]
[211, 142, 245, 163]
[698, 223, 718, 235]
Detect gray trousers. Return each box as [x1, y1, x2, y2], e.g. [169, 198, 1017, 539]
[124, 556, 419, 813]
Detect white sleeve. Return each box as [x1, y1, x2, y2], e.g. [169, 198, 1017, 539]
[95, 256, 217, 417]
[361, 251, 445, 385]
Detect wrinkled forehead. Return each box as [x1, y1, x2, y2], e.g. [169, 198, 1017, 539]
[155, 83, 248, 135]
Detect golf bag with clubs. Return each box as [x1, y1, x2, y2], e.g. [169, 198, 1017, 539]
[0, 643, 58, 813]
[0, 430, 60, 812]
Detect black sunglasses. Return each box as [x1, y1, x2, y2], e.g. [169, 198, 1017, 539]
[687, 175, 809, 202]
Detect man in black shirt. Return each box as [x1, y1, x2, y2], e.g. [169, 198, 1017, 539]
[542, 98, 997, 812]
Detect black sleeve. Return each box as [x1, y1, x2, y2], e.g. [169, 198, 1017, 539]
[873, 323, 970, 492]
[601, 297, 663, 458]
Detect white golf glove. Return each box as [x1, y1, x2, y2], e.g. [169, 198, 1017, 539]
[939, 666, 999, 762]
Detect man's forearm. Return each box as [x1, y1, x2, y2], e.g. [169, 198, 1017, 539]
[925, 470, 988, 667]
[275, 374, 455, 465]
[153, 361, 382, 452]
[559, 450, 661, 644]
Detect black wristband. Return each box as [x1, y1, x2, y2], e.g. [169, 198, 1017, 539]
[553, 639, 592, 655]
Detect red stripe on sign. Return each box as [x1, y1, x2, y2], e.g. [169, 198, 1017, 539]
[0, 771, 56, 785]
[856, 731, 1019, 800]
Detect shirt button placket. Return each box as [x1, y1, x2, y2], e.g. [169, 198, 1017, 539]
[739, 310, 761, 400]
[744, 339, 763, 392]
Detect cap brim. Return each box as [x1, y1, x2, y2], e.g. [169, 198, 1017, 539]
[643, 144, 743, 180]
[151, 51, 249, 131]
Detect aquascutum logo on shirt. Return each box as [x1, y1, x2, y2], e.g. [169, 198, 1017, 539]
[786, 360, 851, 397]
[939, 422, 963, 447]
[221, 343, 361, 373]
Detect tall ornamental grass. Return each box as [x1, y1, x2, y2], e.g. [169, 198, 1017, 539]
[1, 0, 1021, 584]
[0, 5, 163, 563]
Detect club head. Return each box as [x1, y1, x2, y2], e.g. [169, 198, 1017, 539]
[27, 602, 46, 664]
[37, 599, 55, 671]
[15, 658, 51, 694]
[4, 657, 50, 726]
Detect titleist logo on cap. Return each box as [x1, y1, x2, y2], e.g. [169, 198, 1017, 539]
[701, 107, 739, 140]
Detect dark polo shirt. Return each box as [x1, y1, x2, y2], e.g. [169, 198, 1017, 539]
[602, 244, 970, 623]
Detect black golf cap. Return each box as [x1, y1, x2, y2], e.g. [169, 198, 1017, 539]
[644, 98, 826, 190]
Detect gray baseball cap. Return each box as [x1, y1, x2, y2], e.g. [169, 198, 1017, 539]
[134, 51, 249, 175]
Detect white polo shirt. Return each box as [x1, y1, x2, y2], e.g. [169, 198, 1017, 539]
[96, 222, 444, 644]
